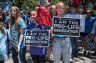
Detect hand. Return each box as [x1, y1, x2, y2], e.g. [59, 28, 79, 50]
[26, 44, 30, 50]
[50, 27, 53, 34]
[17, 44, 20, 52]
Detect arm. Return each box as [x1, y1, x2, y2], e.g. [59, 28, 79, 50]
[18, 29, 25, 52]
[91, 22, 96, 41]
[91, 22, 96, 34]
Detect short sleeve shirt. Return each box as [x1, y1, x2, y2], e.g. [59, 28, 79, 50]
[10, 18, 26, 49]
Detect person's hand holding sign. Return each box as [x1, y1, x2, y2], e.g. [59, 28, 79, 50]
[26, 44, 31, 53]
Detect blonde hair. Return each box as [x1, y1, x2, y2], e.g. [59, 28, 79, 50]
[0, 22, 5, 35]
[12, 6, 21, 32]
[0, 13, 5, 35]
[56, 2, 65, 16]
[56, 2, 65, 9]
[31, 10, 37, 15]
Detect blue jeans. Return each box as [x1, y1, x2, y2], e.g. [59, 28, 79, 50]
[19, 47, 27, 63]
[11, 47, 27, 63]
[11, 47, 19, 63]
[53, 37, 72, 63]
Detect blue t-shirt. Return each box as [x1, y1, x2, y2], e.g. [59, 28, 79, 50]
[0, 28, 7, 61]
[85, 16, 96, 33]
[22, 15, 27, 21]
[10, 18, 26, 49]
[91, 20, 96, 34]
[19, 18, 26, 48]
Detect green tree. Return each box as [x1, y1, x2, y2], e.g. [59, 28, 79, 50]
[14, 0, 26, 9]
[14, 0, 39, 10]
[21, 0, 38, 11]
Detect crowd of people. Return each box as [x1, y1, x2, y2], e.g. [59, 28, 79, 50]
[0, 0, 96, 63]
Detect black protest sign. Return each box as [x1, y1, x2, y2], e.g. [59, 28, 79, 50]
[53, 16, 80, 37]
[25, 30, 50, 47]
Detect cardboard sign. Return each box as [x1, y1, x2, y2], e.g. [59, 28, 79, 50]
[25, 30, 50, 47]
[53, 16, 80, 37]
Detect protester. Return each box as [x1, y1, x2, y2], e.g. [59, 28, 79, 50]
[26, 10, 48, 63]
[52, 2, 72, 63]
[0, 0, 96, 63]
[26, 12, 30, 25]
[37, 1, 53, 62]
[50, 5, 56, 18]
[84, 10, 96, 36]
[21, 11, 27, 21]
[82, 6, 88, 15]
[30, 11, 37, 24]
[0, 12, 8, 63]
[67, 7, 79, 57]
[81, 10, 96, 56]
[10, 6, 27, 63]
[47, 4, 56, 62]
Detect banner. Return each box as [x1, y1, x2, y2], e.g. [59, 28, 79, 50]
[53, 16, 80, 37]
[25, 30, 50, 47]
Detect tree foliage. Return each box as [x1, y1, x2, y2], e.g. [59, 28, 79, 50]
[14, 0, 38, 11]
[22, 0, 38, 11]
[10, 0, 96, 11]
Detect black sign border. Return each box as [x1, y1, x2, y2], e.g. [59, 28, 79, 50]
[24, 30, 50, 47]
[52, 16, 80, 37]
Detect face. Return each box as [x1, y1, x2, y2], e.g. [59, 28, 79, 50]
[31, 11, 37, 20]
[78, 8, 82, 14]
[50, 5, 56, 15]
[12, 7, 17, 17]
[8, 23, 11, 29]
[56, 3, 64, 16]
[87, 9, 92, 16]
[71, 8, 76, 13]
